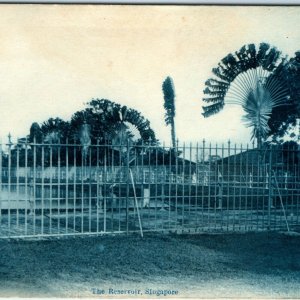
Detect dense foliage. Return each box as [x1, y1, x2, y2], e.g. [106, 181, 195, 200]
[27, 99, 157, 145]
[4, 99, 158, 166]
[162, 76, 176, 148]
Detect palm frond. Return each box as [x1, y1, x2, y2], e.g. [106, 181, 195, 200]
[202, 42, 290, 143]
[85, 99, 156, 143]
[202, 43, 283, 112]
[162, 76, 175, 124]
[202, 102, 224, 117]
[162, 76, 177, 148]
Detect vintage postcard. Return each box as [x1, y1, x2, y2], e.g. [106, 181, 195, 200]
[0, 3, 299, 299]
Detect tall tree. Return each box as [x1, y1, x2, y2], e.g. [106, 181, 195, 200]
[202, 42, 294, 147]
[71, 99, 156, 144]
[162, 76, 176, 148]
[25, 99, 157, 166]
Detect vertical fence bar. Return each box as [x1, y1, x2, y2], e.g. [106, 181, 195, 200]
[288, 146, 292, 227]
[118, 141, 122, 232]
[16, 145, 20, 228]
[57, 143, 61, 234]
[107, 144, 111, 231]
[261, 145, 266, 230]
[220, 143, 224, 230]
[279, 143, 284, 229]
[25, 139, 28, 235]
[81, 149, 84, 233]
[268, 145, 273, 230]
[253, 141, 258, 231]
[130, 144, 135, 231]
[195, 142, 199, 228]
[181, 142, 186, 229]
[73, 144, 77, 233]
[41, 143, 45, 235]
[291, 144, 295, 227]
[65, 140, 69, 234]
[238, 144, 243, 230]
[146, 143, 151, 228]
[214, 143, 218, 230]
[175, 140, 179, 231]
[8, 140, 12, 236]
[49, 146, 52, 234]
[168, 145, 172, 230]
[125, 140, 129, 234]
[161, 142, 166, 230]
[273, 144, 279, 230]
[286, 143, 289, 228]
[188, 143, 192, 226]
[139, 141, 144, 231]
[207, 142, 211, 231]
[245, 143, 249, 231]
[249, 143, 254, 230]
[154, 144, 158, 231]
[202, 139, 205, 229]
[286, 142, 291, 228]
[226, 140, 230, 231]
[233, 143, 237, 231]
[110, 141, 116, 231]
[32, 137, 37, 235]
[96, 139, 100, 233]
[88, 147, 92, 233]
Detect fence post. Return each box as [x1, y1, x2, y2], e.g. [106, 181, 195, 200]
[267, 145, 273, 230]
[8, 133, 12, 234]
[32, 135, 37, 235]
[217, 165, 223, 209]
[126, 139, 130, 234]
[161, 142, 166, 209]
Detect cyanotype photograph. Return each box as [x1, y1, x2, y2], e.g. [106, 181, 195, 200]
[0, 3, 299, 298]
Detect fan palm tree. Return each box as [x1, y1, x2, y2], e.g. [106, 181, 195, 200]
[84, 99, 156, 144]
[162, 76, 176, 149]
[202, 42, 292, 148]
[70, 99, 157, 167]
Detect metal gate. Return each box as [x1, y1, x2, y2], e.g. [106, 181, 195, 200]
[0, 139, 299, 238]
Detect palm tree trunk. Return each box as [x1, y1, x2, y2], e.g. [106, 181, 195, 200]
[170, 118, 179, 189]
[171, 119, 176, 150]
[257, 136, 262, 150]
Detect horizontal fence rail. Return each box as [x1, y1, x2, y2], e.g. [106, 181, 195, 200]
[0, 140, 299, 238]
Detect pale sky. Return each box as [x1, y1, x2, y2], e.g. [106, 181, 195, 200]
[0, 5, 299, 146]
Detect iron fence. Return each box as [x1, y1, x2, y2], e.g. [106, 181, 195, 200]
[0, 140, 299, 238]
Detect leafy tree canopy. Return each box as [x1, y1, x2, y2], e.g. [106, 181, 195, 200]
[28, 99, 157, 145]
[162, 76, 177, 149]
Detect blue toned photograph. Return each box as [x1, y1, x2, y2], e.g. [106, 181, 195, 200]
[0, 4, 299, 298]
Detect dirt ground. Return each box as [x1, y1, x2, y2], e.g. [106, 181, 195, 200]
[0, 231, 299, 298]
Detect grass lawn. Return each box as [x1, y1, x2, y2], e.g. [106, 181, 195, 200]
[0, 232, 299, 298]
